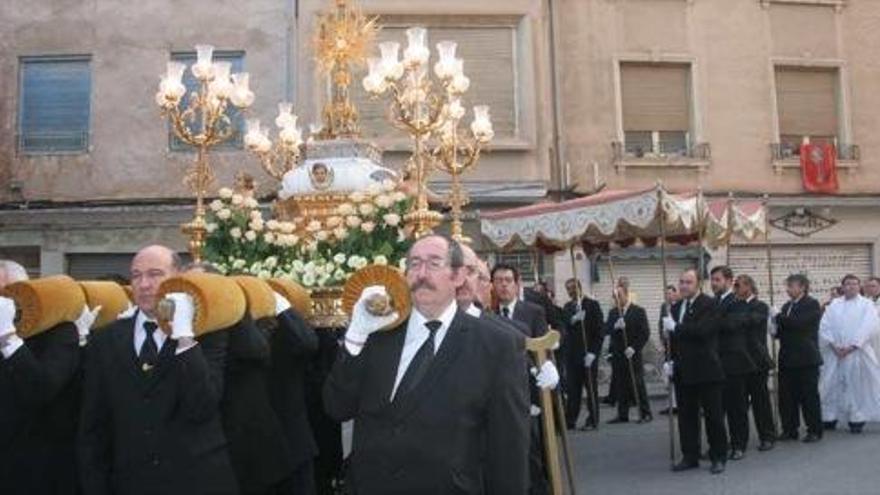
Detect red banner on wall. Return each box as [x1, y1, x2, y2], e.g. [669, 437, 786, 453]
[800, 143, 839, 194]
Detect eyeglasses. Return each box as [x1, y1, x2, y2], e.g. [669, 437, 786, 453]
[407, 257, 448, 272]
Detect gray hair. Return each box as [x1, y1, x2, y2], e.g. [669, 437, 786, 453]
[0, 260, 29, 283]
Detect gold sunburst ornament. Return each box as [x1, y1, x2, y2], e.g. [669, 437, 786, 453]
[313, 0, 379, 139]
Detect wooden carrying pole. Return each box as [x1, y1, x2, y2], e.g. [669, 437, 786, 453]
[763, 194, 781, 432]
[568, 246, 600, 432]
[657, 186, 677, 467]
[527, 330, 566, 495]
[605, 251, 645, 418]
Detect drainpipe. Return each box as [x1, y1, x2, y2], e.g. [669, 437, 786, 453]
[546, 0, 567, 197]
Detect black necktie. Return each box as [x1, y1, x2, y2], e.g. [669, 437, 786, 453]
[395, 320, 442, 400]
[139, 321, 159, 371]
[682, 299, 690, 322]
[502, 307, 511, 319]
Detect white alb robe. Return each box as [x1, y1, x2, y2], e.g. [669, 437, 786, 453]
[819, 295, 880, 423]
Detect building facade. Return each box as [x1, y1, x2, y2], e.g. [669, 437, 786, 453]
[1, 0, 878, 323]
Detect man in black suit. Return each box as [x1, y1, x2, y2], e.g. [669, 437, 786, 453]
[0, 263, 86, 494]
[324, 235, 529, 495]
[268, 295, 320, 494]
[772, 273, 823, 443]
[605, 278, 652, 424]
[731, 274, 776, 452]
[658, 285, 680, 416]
[662, 268, 728, 475]
[78, 245, 237, 495]
[562, 278, 603, 430]
[711, 265, 755, 461]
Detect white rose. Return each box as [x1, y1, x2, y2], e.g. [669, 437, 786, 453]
[307, 220, 322, 232]
[392, 191, 408, 202]
[350, 192, 366, 203]
[291, 260, 304, 272]
[249, 219, 264, 232]
[359, 203, 375, 216]
[398, 258, 407, 271]
[318, 274, 331, 287]
[233, 258, 247, 269]
[302, 272, 316, 287]
[244, 197, 259, 209]
[264, 232, 276, 244]
[289, 234, 300, 245]
[230, 227, 242, 239]
[258, 270, 271, 279]
[383, 213, 401, 227]
[324, 261, 336, 273]
[373, 255, 388, 266]
[354, 256, 368, 269]
[250, 210, 263, 221]
[206, 223, 218, 233]
[209, 199, 224, 212]
[337, 203, 355, 216]
[361, 221, 376, 234]
[325, 216, 342, 228]
[266, 219, 280, 231]
[316, 231, 329, 242]
[346, 216, 362, 228]
[219, 187, 234, 199]
[366, 184, 382, 196]
[333, 268, 347, 280]
[306, 241, 318, 252]
[280, 222, 295, 234]
[250, 261, 263, 273]
[347, 256, 359, 269]
[231, 194, 244, 206]
[216, 208, 232, 220]
[333, 227, 348, 240]
[333, 253, 347, 264]
[245, 230, 257, 242]
[265, 256, 278, 269]
[374, 195, 393, 209]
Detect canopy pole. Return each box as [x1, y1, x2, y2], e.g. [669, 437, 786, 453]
[605, 249, 646, 420]
[725, 192, 734, 266]
[697, 189, 707, 292]
[657, 185, 677, 468]
[569, 245, 600, 436]
[763, 194, 781, 434]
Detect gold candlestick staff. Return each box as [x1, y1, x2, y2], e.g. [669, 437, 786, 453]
[155, 44, 255, 261]
[243, 103, 305, 180]
[363, 27, 478, 238]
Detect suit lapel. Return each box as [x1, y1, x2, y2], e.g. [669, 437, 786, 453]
[144, 337, 178, 392]
[390, 311, 468, 421]
[375, 324, 408, 409]
[112, 317, 145, 386]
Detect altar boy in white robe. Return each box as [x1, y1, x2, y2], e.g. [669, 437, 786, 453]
[819, 274, 880, 434]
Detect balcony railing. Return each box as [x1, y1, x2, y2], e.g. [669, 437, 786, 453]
[770, 142, 860, 162]
[612, 141, 711, 170]
[18, 130, 90, 154]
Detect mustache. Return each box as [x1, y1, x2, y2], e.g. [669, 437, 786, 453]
[410, 279, 437, 291]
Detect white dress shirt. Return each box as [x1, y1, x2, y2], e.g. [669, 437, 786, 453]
[390, 301, 458, 400]
[134, 310, 167, 356]
[500, 299, 517, 319]
[465, 303, 482, 318]
[678, 296, 696, 322]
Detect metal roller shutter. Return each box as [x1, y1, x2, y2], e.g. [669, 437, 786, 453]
[728, 244, 873, 305]
[66, 253, 135, 281]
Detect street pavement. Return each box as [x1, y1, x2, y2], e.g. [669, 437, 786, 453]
[567, 398, 880, 495]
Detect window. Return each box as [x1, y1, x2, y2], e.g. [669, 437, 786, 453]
[620, 62, 692, 158]
[18, 55, 91, 153]
[169, 50, 245, 151]
[352, 17, 518, 141]
[492, 251, 543, 284]
[774, 66, 839, 158]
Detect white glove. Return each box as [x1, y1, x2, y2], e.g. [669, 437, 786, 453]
[584, 352, 596, 367]
[614, 317, 626, 331]
[530, 404, 542, 417]
[662, 316, 677, 333]
[117, 302, 137, 319]
[165, 292, 196, 340]
[663, 361, 674, 378]
[273, 291, 291, 316]
[74, 304, 102, 346]
[624, 346, 635, 359]
[768, 315, 778, 337]
[345, 286, 399, 356]
[531, 361, 560, 390]
[571, 310, 586, 324]
[0, 297, 16, 337]
[770, 306, 781, 318]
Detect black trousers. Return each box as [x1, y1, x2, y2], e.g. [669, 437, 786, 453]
[676, 381, 728, 463]
[529, 415, 550, 495]
[722, 373, 750, 450]
[564, 357, 599, 427]
[612, 355, 651, 420]
[745, 370, 776, 442]
[779, 366, 822, 437]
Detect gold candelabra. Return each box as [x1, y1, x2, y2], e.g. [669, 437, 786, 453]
[156, 44, 255, 262]
[314, 0, 378, 140]
[364, 28, 493, 239]
[243, 103, 305, 180]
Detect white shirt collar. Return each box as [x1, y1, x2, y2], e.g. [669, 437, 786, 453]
[501, 299, 517, 316]
[720, 289, 733, 301]
[392, 301, 458, 400]
[465, 303, 482, 318]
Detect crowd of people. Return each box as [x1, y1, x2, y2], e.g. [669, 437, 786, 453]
[1, 237, 880, 493]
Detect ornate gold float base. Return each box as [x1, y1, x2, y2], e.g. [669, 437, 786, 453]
[308, 285, 349, 329]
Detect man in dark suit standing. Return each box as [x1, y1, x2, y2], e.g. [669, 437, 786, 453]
[711, 266, 755, 461]
[78, 245, 237, 495]
[324, 235, 529, 495]
[772, 273, 823, 443]
[562, 278, 603, 430]
[605, 278, 652, 424]
[0, 264, 87, 494]
[662, 268, 728, 475]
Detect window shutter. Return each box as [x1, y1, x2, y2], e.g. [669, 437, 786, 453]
[169, 51, 245, 151]
[352, 22, 517, 139]
[775, 67, 838, 138]
[19, 56, 91, 152]
[621, 63, 690, 132]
